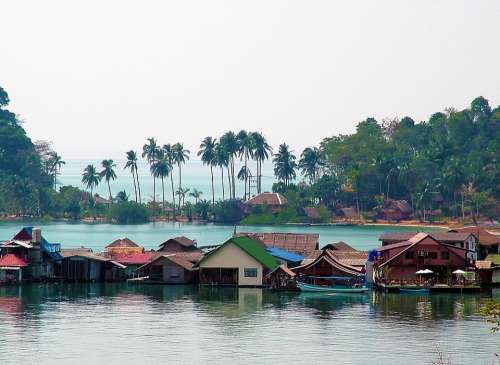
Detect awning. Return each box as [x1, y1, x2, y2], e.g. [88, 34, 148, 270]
[0, 266, 21, 270]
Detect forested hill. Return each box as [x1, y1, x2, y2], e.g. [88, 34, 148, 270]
[319, 97, 499, 219]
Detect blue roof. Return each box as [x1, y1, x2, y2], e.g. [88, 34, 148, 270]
[266, 247, 304, 263]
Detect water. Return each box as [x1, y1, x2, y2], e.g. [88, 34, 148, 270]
[0, 220, 436, 251]
[59, 158, 276, 202]
[0, 283, 497, 365]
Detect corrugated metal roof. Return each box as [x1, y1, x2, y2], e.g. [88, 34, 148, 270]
[266, 247, 304, 263]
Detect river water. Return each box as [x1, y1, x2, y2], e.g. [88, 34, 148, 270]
[0, 222, 498, 364]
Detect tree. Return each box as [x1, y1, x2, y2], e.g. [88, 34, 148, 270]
[237, 165, 250, 198]
[220, 131, 239, 199]
[163, 144, 176, 216]
[189, 188, 202, 205]
[172, 142, 190, 207]
[481, 300, 500, 333]
[299, 147, 324, 184]
[273, 143, 297, 186]
[215, 142, 229, 200]
[48, 152, 65, 191]
[142, 137, 160, 203]
[237, 130, 253, 200]
[151, 151, 171, 213]
[124, 150, 140, 203]
[100, 159, 117, 202]
[250, 132, 272, 194]
[115, 190, 129, 203]
[81, 164, 101, 197]
[198, 137, 217, 208]
[176, 187, 190, 208]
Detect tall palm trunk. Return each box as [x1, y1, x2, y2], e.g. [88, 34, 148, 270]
[244, 152, 248, 200]
[135, 168, 142, 204]
[227, 166, 232, 199]
[178, 163, 182, 209]
[231, 157, 236, 199]
[131, 169, 138, 203]
[170, 171, 176, 218]
[161, 176, 165, 213]
[107, 181, 113, 203]
[210, 165, 215, 208]
[221, 167, 225, 200]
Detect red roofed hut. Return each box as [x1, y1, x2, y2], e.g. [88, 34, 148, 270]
[245, 193, 288, 213]
[0, 254, 29, 284]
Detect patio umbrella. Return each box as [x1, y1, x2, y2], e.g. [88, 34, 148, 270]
[416, 269, 434, 275]
[452, 269, 466, 275]
[415, 270, 427, 275]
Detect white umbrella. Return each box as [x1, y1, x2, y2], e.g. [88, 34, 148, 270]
[415, 270, 427, 275]
[452, 269, 466, 275]
[416, 269, 434, 275]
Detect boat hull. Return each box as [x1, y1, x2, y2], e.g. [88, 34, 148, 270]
[297, 282, 369, 293]
[399, 288, 430, 294]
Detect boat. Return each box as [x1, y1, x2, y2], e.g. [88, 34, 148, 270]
[399, 287, 430, 294]
[297, 281, 369, 293]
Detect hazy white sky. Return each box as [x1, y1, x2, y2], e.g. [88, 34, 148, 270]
[1, 0, 499, 159]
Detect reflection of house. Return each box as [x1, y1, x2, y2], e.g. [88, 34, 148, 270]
[137, 254, 198, 284]
[59, 248, 126, 282]
[236, 232, 319, 256]
[245, 193, 288, 213]
[375, 233, 469, 281]
[449, 227, 500, 259]
[379, 231, 478, 260]
[197, 236, 279, 287]
[0, 227, 63, 283]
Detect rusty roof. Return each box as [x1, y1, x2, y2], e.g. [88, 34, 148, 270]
[451, 227, 500, 246]
[159, 236, 197, 248]
[106, 237, 140, 249]
[380, 231, 473, 244]
[246, 193, 288, 206]
[237, 232, 319, 255]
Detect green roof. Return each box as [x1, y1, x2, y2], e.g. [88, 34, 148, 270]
[198, 236, 279, 270]
[486, 254, 500, 265]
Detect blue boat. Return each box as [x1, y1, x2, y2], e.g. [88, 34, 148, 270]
[297, 275, 369, 293]
[399, 287, 430, 294]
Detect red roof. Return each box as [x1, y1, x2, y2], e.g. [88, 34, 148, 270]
[0, 254, 28, 267]
[111, 252, 156, 265]
[246, 193, 288, 206]
[106, 237, 140, 248]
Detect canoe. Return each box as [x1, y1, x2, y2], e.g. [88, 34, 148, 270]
[297, 281, 369, 293]
[399, 288, 430, 294]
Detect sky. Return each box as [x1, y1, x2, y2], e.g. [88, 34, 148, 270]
[1, 0, 499, 160]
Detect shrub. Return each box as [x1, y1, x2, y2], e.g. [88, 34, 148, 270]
[107, 202, 150, 224]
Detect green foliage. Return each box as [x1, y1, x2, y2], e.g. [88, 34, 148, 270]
[480, 300, 500, 333]
[213, 200, 245, 223]
[241, 212, 276, 225]
[107, 202, 150, 224]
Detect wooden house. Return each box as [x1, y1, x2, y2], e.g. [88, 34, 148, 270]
[449, 227, 500, 259]
[375, 233, 469, 282]
[158, 236, 200, 253]
[59, 248, 126, 282]
[197, 236, 279, 287]
[0, 254, 28, 284]
[0, 227, 63, 283]
[136, 254, 198, 284]
[105, 237, 144, 256]
[244, 193, 288, 213]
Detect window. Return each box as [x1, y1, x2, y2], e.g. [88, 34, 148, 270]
[244, 268, 257, 277]
[441, 251, 450, 260]
[405, 251, 414, 260]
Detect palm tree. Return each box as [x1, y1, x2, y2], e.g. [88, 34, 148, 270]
[116, 190, 129, 202]
[49, 152, 65, 191]
[273, 143, 297, 186]
[215, 142, 229, 200]
[142, 137, 160, 203]
[151, 151, 171, 213]
[237, 166, 251, 195]
[219, 131, 238, 199]
[198, 137, 217, 208]
[172, 143, 190, 207]
[100, 159, 117, 202]
[163, 144, 176, 216]
[299, 147, 325, 184]
[124, 150, 140, 203]
[250, 132, 272, 194]
[176, 187, 190, 208]
[81, 164, 101, 198]
[237, 130, 253, 200]
[189, 189, 203, 205]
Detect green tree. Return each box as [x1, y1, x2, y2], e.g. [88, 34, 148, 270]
[189, 188, 203, 205]
[273, 143, 297, 186]
[100, 159, 117, 202]
[299, 147, 324, 184]
[198, 137, 217, 208]
[172, 142, 190, 207]
[81, 164, 101, 198]
[48, 152, 65, 191]
[163, 144, 177, 216]
[250, 132, 272, 194]
[124, 150, 141, 203]
[142, 137, 160, 203]
[151, 151, 171, 214]
[220, 131, 239, 199]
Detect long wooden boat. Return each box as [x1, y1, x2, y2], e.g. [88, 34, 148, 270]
[399, 287, 430, 294]
[297, 281, 369, 293]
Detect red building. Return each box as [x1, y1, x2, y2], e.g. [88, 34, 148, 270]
[375, 233, 469, 282]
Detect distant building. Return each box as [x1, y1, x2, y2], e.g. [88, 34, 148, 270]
[377, 199, 413, 221]
[197, 236, 279, 287]
[0, 227, 63, 284]
[158, 236, 200, 253]
[449, 227, 500, 259]
[245, 193, 288, 213]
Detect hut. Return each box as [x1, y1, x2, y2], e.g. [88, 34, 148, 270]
[266, 264, 296, 290]
[377, 199, 413, 221]
[197, 236, 279, 287]
[0, 254, 29, 284]
[136, 254, 198, 284]
[158, 236, 200, 253]
[245, 193, 288, 213]
[111, 252, 157, 278]
[105, 237, 144, 256]
[59, 248, 126, 282]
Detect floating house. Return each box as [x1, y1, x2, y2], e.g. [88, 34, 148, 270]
[375, 233, 469, 282]
[236, 232, 319, 256]
[379, 231, 478, 260]
[0, 227, 62, 283]
[59, 248, 126, 282]
[105, 237, 144, 256]
[158, 236, 200, 253]
[449, 227, 500, 259]
[104, 237, 154, 277]
[197, 236, 279, 287]
[136, 254, 198, 284]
